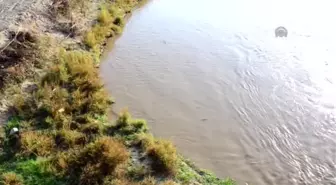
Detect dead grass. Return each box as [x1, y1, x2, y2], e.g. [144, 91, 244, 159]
[20, 131, 55, 157]
[98, 7, 113, 25]
[84, 3, 127, 48]
[84, 24, 114, 48]
[55, 129, 86, 149]
[138, 134, 179, 176]
[12, 50, 112, 130]
[0, 172, 23, 185]
[53, 136, 129, 184]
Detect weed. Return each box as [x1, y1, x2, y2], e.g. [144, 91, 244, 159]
[177, 159, 236, 185]
[109, 111, 148, 144]
[84, 31, 96, 48]
[176, 161, 195, 183]
[53, 137, 129, 184]
[20, 131, 55, 157]
[139, 176, 156, 185]
[138, 134, 178, 176]
[114, 110, 148, 134]
[84, 24, 112, 48]
[15, 159, 65, 185]
[98, 7, 113, 25]
[80, 121, 103, 135]
[108, 5, 122, 17]
[128, 164, 147, 180]
[111, 24, 123, 34]
[16, 50, 112, 129]
[0, 172, 23, 185]
[55, 129, 86, 149]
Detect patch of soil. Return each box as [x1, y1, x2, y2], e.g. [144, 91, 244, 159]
[0, 31, 38, 87]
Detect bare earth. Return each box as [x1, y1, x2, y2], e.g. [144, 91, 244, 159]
[0, 0, 42, 30]
[0, 0, 46, 123]
[0, 0, 46, 47]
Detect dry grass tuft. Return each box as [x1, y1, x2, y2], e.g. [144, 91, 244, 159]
[84, 24, 113, 48]
[84, 2, 128, 49]
[138, 134, 178, 175]
[53, 136, 129, 184]
[55, 129, 86, 148]
[20, 131, 55, 157]
[98, 7, 113, 25]
[12, 50, 112, 129]
[111, 110, 148, 136]
[0, 172, 23, 185]
[139, 176, 156, 185]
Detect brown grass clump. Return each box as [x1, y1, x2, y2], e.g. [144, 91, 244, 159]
[54, 136, 129, 184]
[80, 121, 103, 135]
[98, 7, 113, 25]
[20, 131, 55, 157]
[13, 50, 112, 129]
[84, 24, 113, 48]
[55, 129, 86, 149]
[139, 176, 156, 185]
[0, 172, 23, 185]
[138, 134, 178, 175]
[84, 3, 127, 48]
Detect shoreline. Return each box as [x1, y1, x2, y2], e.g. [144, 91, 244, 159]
[0, 0, 235, 184]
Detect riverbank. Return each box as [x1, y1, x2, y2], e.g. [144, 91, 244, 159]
[0, 0, 235, 184]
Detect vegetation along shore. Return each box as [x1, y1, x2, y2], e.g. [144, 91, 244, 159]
[0, 0, 235, 184]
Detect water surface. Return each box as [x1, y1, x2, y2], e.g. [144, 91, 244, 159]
[101, 0, 336, 184]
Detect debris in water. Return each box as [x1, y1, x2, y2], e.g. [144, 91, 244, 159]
[275, 26, 288, 37]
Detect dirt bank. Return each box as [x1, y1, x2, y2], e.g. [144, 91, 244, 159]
[0, 0, 45, 44]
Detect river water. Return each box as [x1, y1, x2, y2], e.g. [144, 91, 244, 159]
[100, 0, 336, 184]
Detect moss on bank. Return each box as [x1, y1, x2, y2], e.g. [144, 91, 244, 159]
[0, 0, 235, 184]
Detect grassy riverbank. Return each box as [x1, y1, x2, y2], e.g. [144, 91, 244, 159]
[0, 0, 235, 184]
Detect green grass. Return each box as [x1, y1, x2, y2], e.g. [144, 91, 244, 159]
[0, 158, 65, 185]
[84, 3, 126, 48]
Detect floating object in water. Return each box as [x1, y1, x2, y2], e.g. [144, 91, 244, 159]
[275, 26, 288, 37]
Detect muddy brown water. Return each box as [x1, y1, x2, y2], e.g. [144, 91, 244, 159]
[101, 0, 336, 184]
